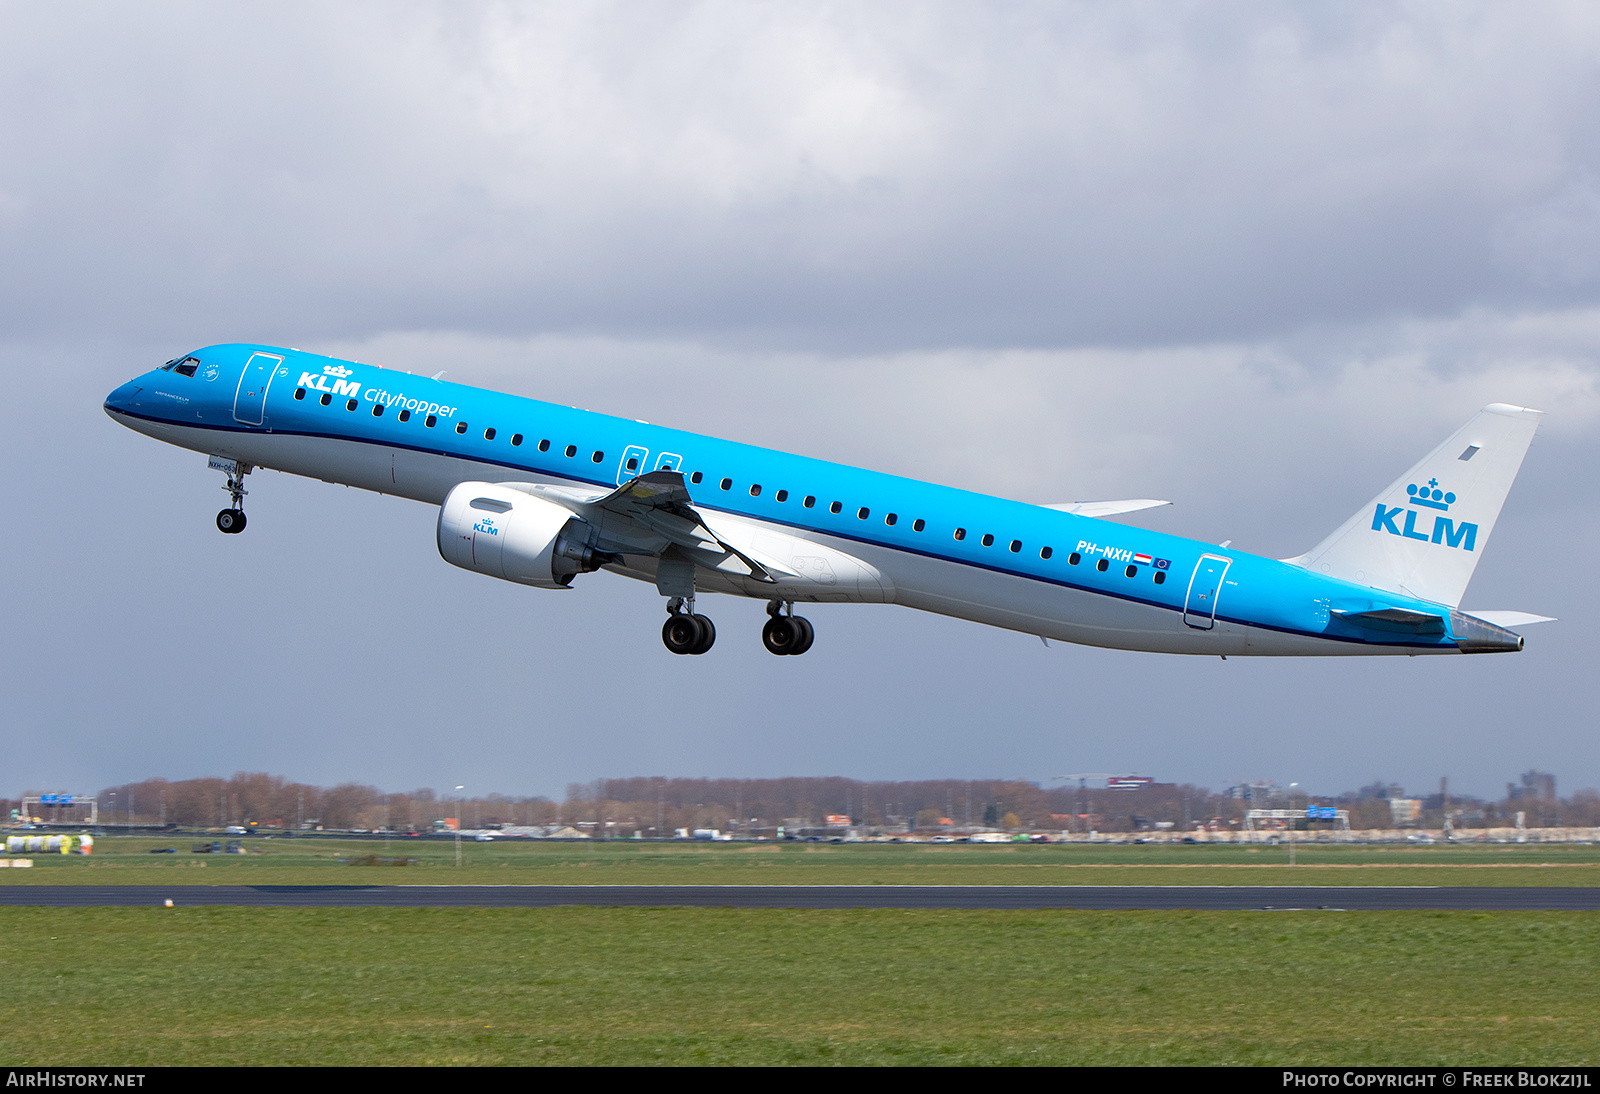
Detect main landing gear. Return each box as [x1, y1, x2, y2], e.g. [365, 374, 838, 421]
[662, 598, 716, 655]
[214, 458, 252, 535]
[761, 600, 814, 656]
[658, 598, 815, 656]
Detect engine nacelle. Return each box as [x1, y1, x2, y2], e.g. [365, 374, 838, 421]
[437, 482, 606, 589]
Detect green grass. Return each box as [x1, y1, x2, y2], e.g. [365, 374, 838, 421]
[1, 907, 1596, 1065]
[6, 836, 1600, 886]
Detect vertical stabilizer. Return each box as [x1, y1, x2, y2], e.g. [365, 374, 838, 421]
[1286, 404, 1542, 607]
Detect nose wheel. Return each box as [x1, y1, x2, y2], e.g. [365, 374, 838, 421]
[211, 457, 252, 535]
[762, 601, 815, 655]
[662, 599, 716, 655]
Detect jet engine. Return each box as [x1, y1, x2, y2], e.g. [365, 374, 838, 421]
[437, 482, 609, 589]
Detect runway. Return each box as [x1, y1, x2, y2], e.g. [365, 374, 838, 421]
[1, 885, 1598, 910]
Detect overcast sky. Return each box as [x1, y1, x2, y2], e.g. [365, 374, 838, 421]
[3, 2, 1597, 803]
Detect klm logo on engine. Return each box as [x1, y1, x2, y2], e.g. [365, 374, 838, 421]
[473, 516, 500, 536]
[297, 364, 361, 398]
[1371, 479, 1477, 551]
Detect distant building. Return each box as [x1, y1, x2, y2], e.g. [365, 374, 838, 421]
[1507, 771, 1556, 801]
[1348, 781, 1406, 802]
[1226, 782, 1281, 802]
[1389, 799, 1422, 826]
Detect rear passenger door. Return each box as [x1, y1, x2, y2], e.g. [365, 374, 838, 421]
[1183, 555, 1231, 630]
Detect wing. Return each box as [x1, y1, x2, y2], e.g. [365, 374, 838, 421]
[1043, 499, 1171, 518]
[505, 470, 780, 583]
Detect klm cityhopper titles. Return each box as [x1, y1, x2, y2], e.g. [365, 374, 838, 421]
[105, 344, 1552, 657]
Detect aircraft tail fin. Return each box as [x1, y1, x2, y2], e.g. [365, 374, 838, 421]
[1284, 404, 1542, 607]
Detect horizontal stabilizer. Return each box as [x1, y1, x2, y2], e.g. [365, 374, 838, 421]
[1044, 499, 1170, 518]
[1459, 611, 1556, 628]
[1330, 607, 1446, 634]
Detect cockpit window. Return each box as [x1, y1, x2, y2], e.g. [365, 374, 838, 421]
[166, 356, 200, 377]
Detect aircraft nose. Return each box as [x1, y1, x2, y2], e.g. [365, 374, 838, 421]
[103, 381, 141, 415]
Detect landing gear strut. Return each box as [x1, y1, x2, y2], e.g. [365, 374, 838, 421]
[213, 457, 252, 535]
[662, 597, 716, 655]
[762, 600, 814, 656]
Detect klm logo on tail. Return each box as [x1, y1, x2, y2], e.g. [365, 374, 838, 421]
[1372, 479, 1477, 551]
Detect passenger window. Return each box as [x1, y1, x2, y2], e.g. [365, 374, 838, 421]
[372, 404, 384, 417]
[564, 445, 576, 457]
[912, 519, 925, 532]
[1040, 546, 1053, 560]
[1097, 558, 1109, 572]
[776, 490, 788, 502]
[456, 421, 468, 434]
[626, 457, 638, 472]
[750, 484, 761, 497]
[320, 393, 332, 406]
[981, 534, 994, 547]
[1125, 564, 1138, 578]
[803, 496, 815, 508]
[425, 415, 437, 428]
[484, 427, 496, 440]
[511, 434, 523, 447]
[538, 439, 550, 452]
[885, 513, 897, 526]
[691, 472, 703, 484]
[592, 451, 604, 463]
[1069, 552, 1081, 565]
[294, 388, 306, 401]
[1009, 540, 1021, 553]
[1154, 571, 1166, 585]
[399, 409, 411, 422]
[720, 478, 732, 490]
[954, 528, 966, 541]
[829, 501, 842, 514]
[857, 507, 869, 520]
[347, 399, 358, 411]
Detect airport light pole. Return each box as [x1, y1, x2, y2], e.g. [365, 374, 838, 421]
[455, 785, 464, 867]
[1288, 783, 1299, 866]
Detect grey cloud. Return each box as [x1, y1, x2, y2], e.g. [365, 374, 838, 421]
[5, 4, 1600, 348]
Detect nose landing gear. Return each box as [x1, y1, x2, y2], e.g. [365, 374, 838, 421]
[210, 456, 252, 535]
[762, 600, 814, 655]
[662, 598, 716, 655]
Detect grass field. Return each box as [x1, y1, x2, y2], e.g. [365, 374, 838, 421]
[4, 835, 1599, 886]
[1, 905, 1596, 1065]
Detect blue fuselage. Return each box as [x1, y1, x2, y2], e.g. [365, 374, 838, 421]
[105, 343, 1492, 656]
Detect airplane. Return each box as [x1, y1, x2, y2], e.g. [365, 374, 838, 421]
[104, 343, 1552, 658]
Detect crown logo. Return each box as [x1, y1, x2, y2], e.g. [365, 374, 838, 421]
[323, 365, 352, 378]
[1406, 479, 1456, 511]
